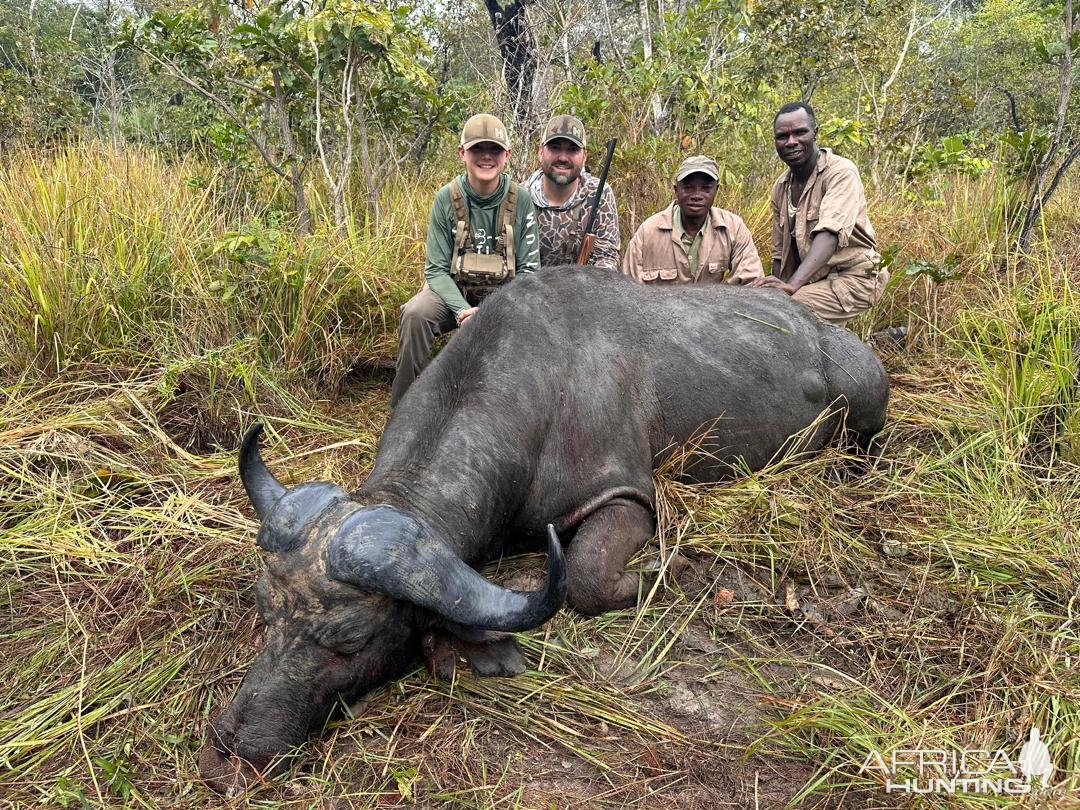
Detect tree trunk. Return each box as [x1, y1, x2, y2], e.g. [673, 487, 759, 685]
[355, 99, 378, 226]
[1019, 0, 1074, 252]
[273, 68, 312, 235]
[482, 0, 538, 132]
[638, 0, 664, 132]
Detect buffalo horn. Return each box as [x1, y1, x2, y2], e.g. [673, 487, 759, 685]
[239, 422, 286, 520]
[326, 507, 567, 632]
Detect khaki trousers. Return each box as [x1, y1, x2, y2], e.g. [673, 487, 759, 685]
[792, 267, 889, 328]
[389, 286, 460, 408]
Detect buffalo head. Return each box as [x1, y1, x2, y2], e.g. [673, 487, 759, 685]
[199, 424, 566, 795]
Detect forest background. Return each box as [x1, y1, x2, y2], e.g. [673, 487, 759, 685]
[1, 0, 1079, 807]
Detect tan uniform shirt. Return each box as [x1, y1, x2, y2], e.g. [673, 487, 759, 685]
[622, 204, 763, 285]
[771, 148, 880, 282]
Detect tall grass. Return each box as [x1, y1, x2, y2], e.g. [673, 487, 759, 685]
[0, 143, 426, 384]
[0, 144, 1077, 807]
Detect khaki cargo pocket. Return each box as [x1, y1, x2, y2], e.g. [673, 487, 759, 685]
[704, 261, 728, 281]
[830, 272, 880, 314]
[641, 267, 680, 284]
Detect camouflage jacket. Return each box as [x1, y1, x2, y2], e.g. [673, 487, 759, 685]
[526, 169, 620, 270]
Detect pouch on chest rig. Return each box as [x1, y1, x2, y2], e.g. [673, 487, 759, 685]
[449, 180, 517, 296]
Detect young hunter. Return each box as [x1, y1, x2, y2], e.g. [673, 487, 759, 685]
[526, 114, 620, 270]
[390, 113, 541, 408]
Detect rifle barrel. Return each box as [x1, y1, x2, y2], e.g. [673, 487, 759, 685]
[579, 138, 617, 262]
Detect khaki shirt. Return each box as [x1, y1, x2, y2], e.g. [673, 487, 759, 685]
[771, 148, 879, 283]
[622, 204, 763, 285]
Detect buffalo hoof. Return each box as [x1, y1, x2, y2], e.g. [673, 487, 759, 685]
[458, 635, 526, 676]
[422, 629, 527, 679]
[198, 742, 268, 797]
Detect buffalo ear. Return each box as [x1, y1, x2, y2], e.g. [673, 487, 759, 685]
[326, 507, 567, 633]
[239, 423, 286, 519]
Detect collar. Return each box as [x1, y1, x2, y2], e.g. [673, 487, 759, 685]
[659, 202, 727, 234]
[526, 169, 595, 210]
[779, 146, 833, 187]
[673, 205, 698, 243]
[459, 173, 509, 206]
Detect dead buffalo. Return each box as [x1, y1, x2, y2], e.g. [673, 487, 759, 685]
[198, 266, 889, 794]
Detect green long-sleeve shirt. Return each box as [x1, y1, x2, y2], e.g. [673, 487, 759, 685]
[424, 174, 541, 314]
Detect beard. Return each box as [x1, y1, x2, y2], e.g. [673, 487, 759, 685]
[542, 163, 580, 187]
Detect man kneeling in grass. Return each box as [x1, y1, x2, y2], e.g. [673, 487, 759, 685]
[751, 101, 888, 327]
[622, 155, 763, 286]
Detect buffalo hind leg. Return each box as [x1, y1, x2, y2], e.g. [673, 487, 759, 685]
[566, 497, 655, 616]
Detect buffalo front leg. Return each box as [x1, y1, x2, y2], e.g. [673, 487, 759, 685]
[565, 498, 655, 616]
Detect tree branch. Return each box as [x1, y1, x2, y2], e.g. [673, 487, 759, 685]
[133, 45, 288, 179]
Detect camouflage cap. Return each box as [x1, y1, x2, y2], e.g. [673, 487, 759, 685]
[541, 114, 587, 149]
[461, 114, 510, 150]
[675, 155, 720, 183]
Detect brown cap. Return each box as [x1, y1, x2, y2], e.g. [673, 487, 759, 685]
[675, 155, 720, 183]
[541, 114, 586, 148]
[460, 114, 510, 150]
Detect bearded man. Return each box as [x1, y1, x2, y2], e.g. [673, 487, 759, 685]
[526, 114, 620, 270]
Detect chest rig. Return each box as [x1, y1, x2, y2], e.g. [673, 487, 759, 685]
[449, 179, 517, 296]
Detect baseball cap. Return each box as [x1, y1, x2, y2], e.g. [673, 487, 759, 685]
[541, 114, 586, 149]
[461, 114, 510, 150]
[675, 155, 720, 183]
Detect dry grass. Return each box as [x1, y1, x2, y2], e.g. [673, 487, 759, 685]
[0, 147, 1078, 808]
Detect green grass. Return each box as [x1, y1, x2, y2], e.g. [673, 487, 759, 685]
[0, 145, 1077, 807]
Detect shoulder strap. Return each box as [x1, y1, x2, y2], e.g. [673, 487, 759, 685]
[504, 224, 515, 278]
[494, 182, 517, 258]
[450, 179, 469, 255]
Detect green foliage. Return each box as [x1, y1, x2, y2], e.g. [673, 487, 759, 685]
[120, 0, 436, 227]
[746, 0, 903, 96]
[557, 0, 771, 216]
[561, 0, 765, 141]
[215, 214, 290, 268]
[1033, 26, 1080, 62]
[907, 134, 993, 181]
[0, 0, 88, 143]
[94, 752, 136, 801]
[999, 126, 1052, 178]
[946, 0, 1061, 134]
[53, 775, 90, 809]
[903, 254, 962, 283]
[817, 117, 868, 152]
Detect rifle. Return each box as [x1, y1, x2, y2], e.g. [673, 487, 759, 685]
[575, 137, 617, 265]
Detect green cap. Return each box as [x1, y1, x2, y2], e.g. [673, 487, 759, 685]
[675, 155, 720, 183]
[541, 114, 586, 148]
[461, 114, 510, 150]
